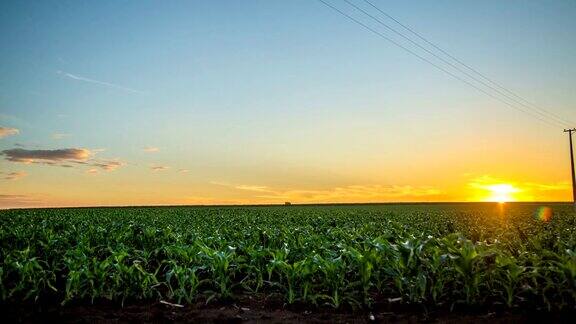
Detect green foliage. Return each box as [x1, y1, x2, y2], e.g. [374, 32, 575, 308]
[0, 203, 575, 311]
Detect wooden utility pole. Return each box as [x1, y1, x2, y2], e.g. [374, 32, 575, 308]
[565, 128, 576, 207]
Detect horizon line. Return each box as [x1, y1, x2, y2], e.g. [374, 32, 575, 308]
[1, 200, 573, 211]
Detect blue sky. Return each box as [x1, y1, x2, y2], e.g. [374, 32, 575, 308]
[1, 0, 575, 207]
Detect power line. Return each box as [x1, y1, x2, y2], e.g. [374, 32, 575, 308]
[316, 0, 566, 128]
[361, 0, 575, 127]
[342, 0, 573, 128]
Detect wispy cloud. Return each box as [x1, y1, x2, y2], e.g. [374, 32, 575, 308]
[0, 127, 19, 139]
[0, 194, 43, 208]
[57, 70, 144, 94]
[2, 171, 27, 181]
[466, 174, 571, 201]
[90, 159, 125, 171]
[235, 184, 274, 193]
[259, 185, 443, 203]
[178, 169, 189, 174]
[523, 182, 571, 191]
[179, 196, 252, 205]
[143, 146, 159, 153]
[468, 175, 570, 192]
[151, 165, 169, 171]
[210, 181, 443, 203]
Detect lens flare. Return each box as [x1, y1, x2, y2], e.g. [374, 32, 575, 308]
[535, 206, 553, 222]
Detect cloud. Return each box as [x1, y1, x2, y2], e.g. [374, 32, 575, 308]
[143, 146, 159, 153]
[466, 174, 571, 201]
[52, 133, 71, 140]
[1, 148, 91, 163]
[210, 181, 443, 203]
[1, 147, 125, 173]
[210, 181, 273, 192]
[151, 165, 169, 171]
[179, 196, 251, 205]
[57, 70, 144, 94]
[260, 185, 442, 202]
[179, 169, 189, 173]
[0, 194, 43, 208]
[0, 127, 19, 139]
[0, 194, 27, 199]
[91, 159, 124, 171]
[235, 185, 274, 193]
[3, 171, 27, 181]
[522, 182, 571, 191]
[467, 175, 571, 192]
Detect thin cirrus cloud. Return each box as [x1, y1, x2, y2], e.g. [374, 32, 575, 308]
[467, 175, 571, 199]
[255, 185, 443, 203]
[0, 127, 19, 138]
[468, 175, 571, 191]
[0, 194, 42, 208]
[57, 70, 144, 94]
[90, 160, 125, 171]
[210, 181, 272, 193]
[2, 171, 27, 181]
[210, 181, 443, 203]
[151, 165, 169, 171]
[143, 146, 159, 153]
[85, 161, 124, 174]
[0, 148, 124, 172]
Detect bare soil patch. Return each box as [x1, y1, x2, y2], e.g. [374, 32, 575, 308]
[3, 295, 571, 323]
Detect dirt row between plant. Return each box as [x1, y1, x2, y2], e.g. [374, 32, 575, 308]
[4, 298, 572, 323]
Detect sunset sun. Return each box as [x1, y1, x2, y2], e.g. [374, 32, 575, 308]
[485, 184, 520, 203]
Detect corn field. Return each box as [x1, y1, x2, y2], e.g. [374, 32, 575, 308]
[1, 203, 575, 311]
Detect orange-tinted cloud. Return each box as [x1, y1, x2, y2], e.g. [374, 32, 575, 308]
[259, 185, 442, 203]
[0, 194, 42, 208]
[3, 171, 27, 181]
[210, 181, 274, 193]
[143, 147, 159, 153]
[211, 181, 443, 203]
[91, 159, 124, 171]
[467, 175, 571, 201]
[151, 165, 169, 171]
[0, 127, 19, 139]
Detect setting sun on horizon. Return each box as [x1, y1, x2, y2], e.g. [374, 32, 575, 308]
[483, 184, 520, 203]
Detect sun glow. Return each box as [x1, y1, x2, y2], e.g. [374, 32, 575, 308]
[484, 184, 520, 203]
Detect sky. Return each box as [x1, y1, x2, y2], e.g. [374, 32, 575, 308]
[1, 0, 575, 208]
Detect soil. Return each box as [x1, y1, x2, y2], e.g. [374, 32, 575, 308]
[2, 295, 572, 323]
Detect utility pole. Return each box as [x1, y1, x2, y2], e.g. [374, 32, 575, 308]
[565, 128, 576, 207]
